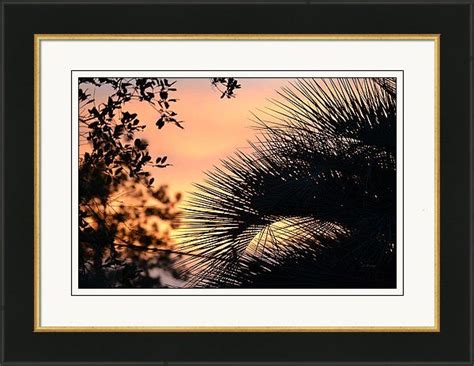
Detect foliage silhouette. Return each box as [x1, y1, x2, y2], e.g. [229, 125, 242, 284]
[211, 78, 242, 98]
[176, 78, 397, 288]
[79, 77, 240, 288]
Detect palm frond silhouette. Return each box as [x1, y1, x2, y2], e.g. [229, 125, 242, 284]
[176, 78, 397, 288]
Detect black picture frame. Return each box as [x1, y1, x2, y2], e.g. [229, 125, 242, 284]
[1, 1, 472, 365]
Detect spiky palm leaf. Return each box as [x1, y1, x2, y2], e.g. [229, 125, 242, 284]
[176, 78, 397, 288]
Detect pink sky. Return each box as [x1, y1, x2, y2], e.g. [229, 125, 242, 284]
[120, 78, 292, 200]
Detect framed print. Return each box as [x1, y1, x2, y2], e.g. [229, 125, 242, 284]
[1, 1, 472, 365]
[36, 35, 433, 331]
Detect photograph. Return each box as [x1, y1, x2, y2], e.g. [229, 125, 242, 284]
[78, 76, 398, 290]
[4, 0, 467, 361]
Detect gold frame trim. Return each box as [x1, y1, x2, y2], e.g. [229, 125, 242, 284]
[33, 34, 440, 333]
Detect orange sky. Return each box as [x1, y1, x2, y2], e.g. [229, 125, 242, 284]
[107, 78, 292, 199]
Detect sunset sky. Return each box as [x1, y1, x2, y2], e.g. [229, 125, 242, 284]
[138, 78, 290, 199]
[86, 78, 293, 202]
[78, 77, 397, 289]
